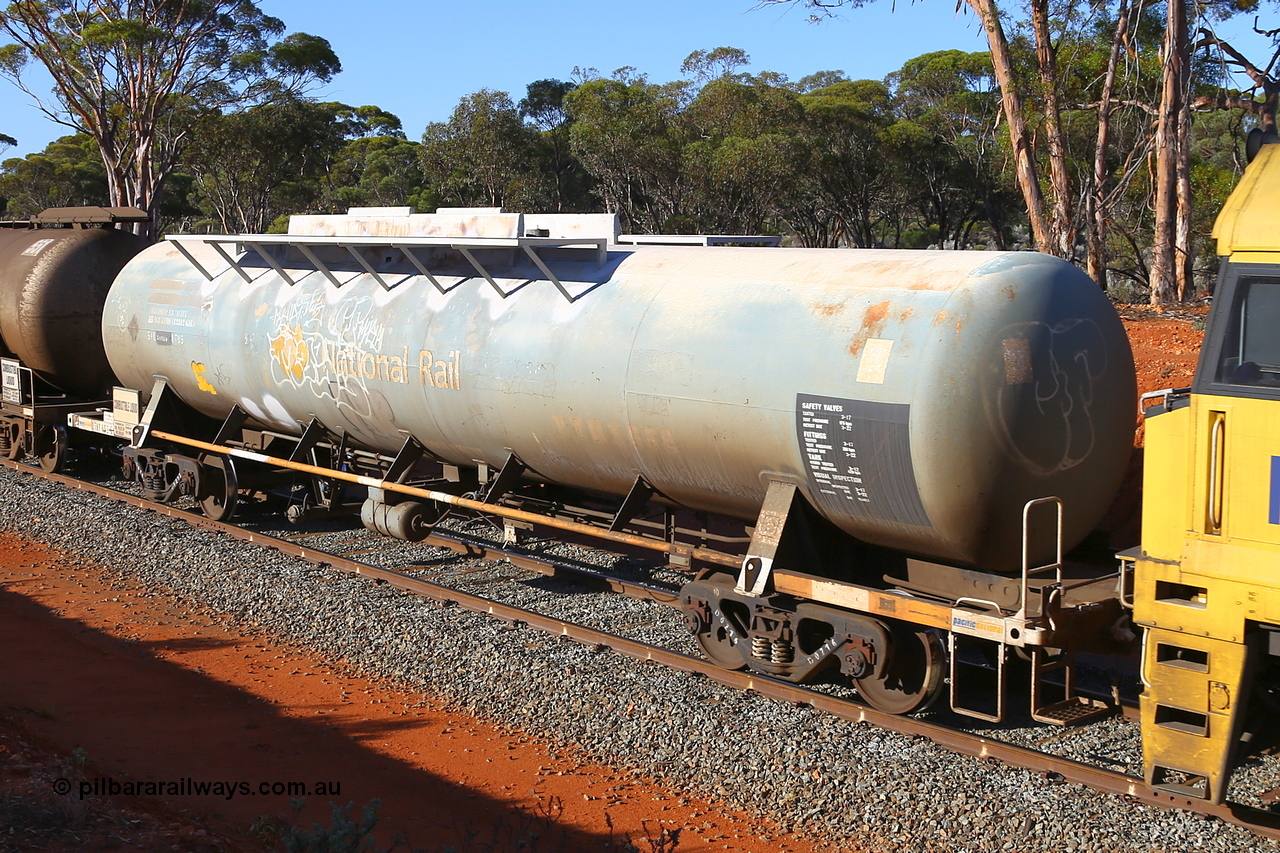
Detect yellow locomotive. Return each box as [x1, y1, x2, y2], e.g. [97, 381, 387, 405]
[1137, 143, 1280, 803]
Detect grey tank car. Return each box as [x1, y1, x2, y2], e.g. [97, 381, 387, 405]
[100, 210, 1136, 574]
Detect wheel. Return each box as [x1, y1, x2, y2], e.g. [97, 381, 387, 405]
[854, 625, 946, 715]
[684, 572, 748, 671]
[198, 454, 239, 521]
[36, 425, 68, 473]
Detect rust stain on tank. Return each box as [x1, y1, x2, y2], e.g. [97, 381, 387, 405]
[899, 306, 915, 323]
[813, 302, 843, 318]
[849, 300, 892, 356]
[933, 310, 951, 326]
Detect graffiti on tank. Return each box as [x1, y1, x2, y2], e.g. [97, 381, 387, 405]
[265, 296, 462, 429]
[989, 318, 1107, 475]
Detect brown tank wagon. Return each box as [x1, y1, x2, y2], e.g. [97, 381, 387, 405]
[0, 207, 147, 469]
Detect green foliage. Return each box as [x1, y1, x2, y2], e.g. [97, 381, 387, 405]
[421, 89, 547, 211]
[792, 70, 849, 93]
[0, 134, 108, 217]
[0, 1, 1248, 287]
[520, 79, 577, 130]
[565, 74, 691, 230]
[283, 800, 380, 853]
[551, 46, 1027, 245]
[681, 46, 752, 84]
[519, 79, 592, 212]
[325, 135, 430, 212]
[183, 97, 368, 232]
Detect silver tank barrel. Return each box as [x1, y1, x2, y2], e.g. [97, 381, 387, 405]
[102, 217, 1136, 572]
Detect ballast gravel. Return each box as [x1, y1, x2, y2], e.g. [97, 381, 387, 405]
[0, 463, 1274, 853]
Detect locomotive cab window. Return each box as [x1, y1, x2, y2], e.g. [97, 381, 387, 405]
[1214, 276, 1280, 386]
[1198, 267, 1280, 398]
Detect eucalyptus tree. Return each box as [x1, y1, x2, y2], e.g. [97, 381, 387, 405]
[564, 71, 692, 232]
[0, 133, 108, 217]
[681, 72, 807, 234]
[764, 0, 1071, 255]
[794, 79, 898, 247]
[519, 79, 592, 212]
[886, 50, 1012, 248]
[680, 46, 752, 84]
[421, 89, 548, 211]
[0, 0, 340, 237]
[184, 98, 363, 234]
[326, 135, 430, 213]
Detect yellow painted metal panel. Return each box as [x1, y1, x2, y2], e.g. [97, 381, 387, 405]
[1141, 402, 1192, 560]
[1135, 544, 1280, 639]
[1224, 251, 1280, 265]
[1210, 395, 1280, 547]
[1189, 399, 1229, 538]
[1214, 144, 1280, 256]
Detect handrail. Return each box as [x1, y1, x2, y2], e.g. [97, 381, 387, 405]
[148, 429, 741, 571]
[1208, 413, 1226, 532]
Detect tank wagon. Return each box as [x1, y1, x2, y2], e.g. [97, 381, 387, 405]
[0, 206, 148, 470]
[69, 207, 1137, 722]
[100, 215, 1135, 573]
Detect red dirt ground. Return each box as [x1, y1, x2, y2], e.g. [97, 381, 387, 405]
[1118, 304, 1207, 445]
[0, 308, 1206, 853]
[0, 532, 825, 853]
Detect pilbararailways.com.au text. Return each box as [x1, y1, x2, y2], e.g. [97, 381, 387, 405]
[52, 777, 342, 801]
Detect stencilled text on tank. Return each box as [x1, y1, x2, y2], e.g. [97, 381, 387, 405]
[147, 280, 200, 329]
[800, 401, 871, 506]
[146, 305, 196, 329]
[796, 394, 931, 529]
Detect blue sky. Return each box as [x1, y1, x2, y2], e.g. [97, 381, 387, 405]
[0, 0, 1276, 159]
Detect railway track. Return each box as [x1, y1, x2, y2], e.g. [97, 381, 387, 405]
[3, 454, 1280, 843]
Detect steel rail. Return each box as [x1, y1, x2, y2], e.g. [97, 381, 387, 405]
[3, 456, 1278, 840]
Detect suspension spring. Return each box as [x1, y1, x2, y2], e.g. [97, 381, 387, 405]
[751, 636, 772, 660]
[771, 639, 794, 664]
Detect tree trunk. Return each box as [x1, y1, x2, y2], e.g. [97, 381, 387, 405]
[965, 0, 1051, 252]
[1030, 0, 1073, 257]
[1088, 0, 1131, 290]
[1175, 92, 1194, 300]
[1151, 0, 1188, 305]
